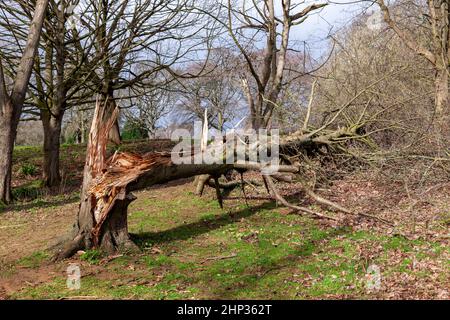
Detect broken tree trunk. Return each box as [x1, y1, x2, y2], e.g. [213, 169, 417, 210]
[54, 96, 374, 260]
[53, 149, 240, 260]
[56, 101, 120, 259]
[55, 101, 293, 260]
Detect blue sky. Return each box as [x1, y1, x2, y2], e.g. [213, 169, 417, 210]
[287, 0, 371, 58]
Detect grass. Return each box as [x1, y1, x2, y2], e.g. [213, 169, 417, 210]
[17, 251, 49, 269]
[8, 186, 449, 299]
[12, 180, 44, 201]
[79, 249, 103, 265]
[2, 141, 449, 300]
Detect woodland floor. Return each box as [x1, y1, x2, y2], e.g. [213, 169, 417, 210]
[0, 141, 448, 300]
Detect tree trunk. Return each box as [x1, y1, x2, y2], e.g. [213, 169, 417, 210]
[53, 101, 121, 259]
[252, 95, 264, 130]
[97, 192, 138, 253]
[80, 109, 86, 144]
[0, 101, 16, 204]
[42, 110, 63, 187]
[110, 118, 121, 145]
[0, 0, 49, 204]
[102, 92, 121, 145]
[434, 67, 449, 147]
[41, 2, 65, 188]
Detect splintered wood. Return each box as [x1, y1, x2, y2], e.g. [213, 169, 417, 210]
[90, 152, 172, 199]
[89, 151, 172, 245]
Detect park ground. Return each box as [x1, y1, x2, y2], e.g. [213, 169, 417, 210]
[0, 141, 448, 299]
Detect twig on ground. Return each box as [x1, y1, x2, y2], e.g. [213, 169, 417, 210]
[202, 253, 238, 263]
[263, 175, 338, 221]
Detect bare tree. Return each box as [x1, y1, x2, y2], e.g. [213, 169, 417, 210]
[1, 0, 114, 187]
[121, 86, 173, 139]
[178, 48, 244, 131]
[72, 0, 217, 140]
[221, 0, 327, 129]
[1, 0, 219, 187]
[53, 0, 222, 256]
[314, 11, 434, 148]
[0, 0, 49, 203]
[375, 0, 449, 144]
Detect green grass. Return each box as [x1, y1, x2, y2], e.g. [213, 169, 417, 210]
[11, 210, 449, 299]
[5, 141, 449, 300]
[80, 249, 103, 265]
[17, 251, 49, 269]
[12, 180, 44, 201]
[14, 186, 448, 300]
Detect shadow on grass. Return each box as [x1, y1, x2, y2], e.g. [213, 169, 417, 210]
[204, 226, 352, 299]
[3, 194, 80, 213]
[146, 178, 195, 190]
[131, 201, 277, 247]
[131, 194, 353, 298]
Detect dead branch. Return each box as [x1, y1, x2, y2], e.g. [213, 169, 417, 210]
[262, 175, 338, 221]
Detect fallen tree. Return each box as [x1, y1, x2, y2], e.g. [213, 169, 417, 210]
[53, 96, 384, 261]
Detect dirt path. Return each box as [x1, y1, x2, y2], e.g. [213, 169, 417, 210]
[0, 197, 78, 263]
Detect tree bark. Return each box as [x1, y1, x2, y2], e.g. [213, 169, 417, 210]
[42, 110, 63, 187]
[0, 101, 15, 204]
[0, 0, 49, 203]
[109, 117, 121, 145]
[97, 192, 138, 253]
[102, 92, 121, 145]
[434, 67, 449, 146]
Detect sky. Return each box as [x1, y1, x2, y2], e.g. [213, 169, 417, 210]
[286, 0, 373, 58]
[161, 1, 377, 128]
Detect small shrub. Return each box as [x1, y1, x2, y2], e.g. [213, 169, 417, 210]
[21, 163, 37, 176]
[12, 180, 43, 201]
[80, 249, 102, 264]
